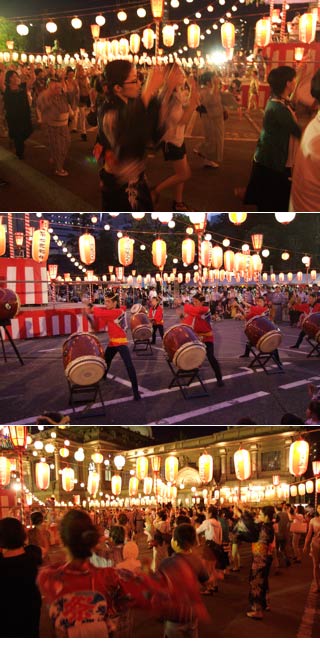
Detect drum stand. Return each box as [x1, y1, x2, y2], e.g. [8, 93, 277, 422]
[306, 337, 320, 357]
[67, 380, 106, 417]
[248, 347, 284, 374]
[0, 320, 24, 366]
[133, 338, 153, 356]
[166, 359, 209, 400]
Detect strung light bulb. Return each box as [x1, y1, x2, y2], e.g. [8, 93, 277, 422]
[17, 23, 29, 36]
[137, 8, 146, 18]
[95, 15, 106, 26]
[117, 10, 127, 21]
[71, 17, 82, 29]
[262, 249, 270, 257]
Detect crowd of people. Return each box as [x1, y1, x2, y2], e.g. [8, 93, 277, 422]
[0, 53, 319, 210]
[1, 499, 319, 637]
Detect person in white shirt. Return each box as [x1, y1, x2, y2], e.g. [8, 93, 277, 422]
[196, 507, 223, 594]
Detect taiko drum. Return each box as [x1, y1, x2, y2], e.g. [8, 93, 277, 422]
[62, 332, 106, 385]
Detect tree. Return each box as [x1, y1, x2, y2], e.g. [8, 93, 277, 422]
[0, 16, 25, 51]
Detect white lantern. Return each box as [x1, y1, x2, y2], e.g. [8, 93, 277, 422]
[71, 17, 82, 29]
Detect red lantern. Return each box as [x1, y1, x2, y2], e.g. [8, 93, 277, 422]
[200, 240, 212, 267]
[0, 216, 6, 256]
[8, 425, 28, 450]
[182, 238, 195, 265]
[35, 462, 50, 490]
[129, 476, 139, 496]
[136, 456, 148, 480]
[88, 471, 100, 495]
[255, 18, 271, 47]
[111, 474, 121, 495]
[224, 250, 235, 272]
[62, 467, 75, 492]
[211, 245, 223, 269]
[234, 448, 251, 481]
[251, 233, 263, 252]
[165, 455, 178, 483]
[32, 220, 50, 263]
[0, 456, 11, 486]
[188, 24, 200, 48]
[79, 232, 96, 265]
[152, 239, 166, 268]
[118, 236, 134, 267]
[221, 22, 235, 49]
[289, 439, 309, 476]
[198, 452, 213, 484]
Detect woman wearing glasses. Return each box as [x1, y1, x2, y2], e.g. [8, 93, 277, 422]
[95, 60, 181, 211]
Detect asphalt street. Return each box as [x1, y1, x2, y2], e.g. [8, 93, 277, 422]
[0, 108, 263, 212]
[1, 312, 319, 425]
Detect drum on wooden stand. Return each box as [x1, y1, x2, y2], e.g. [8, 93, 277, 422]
[62, 332, 106, 386]
[0, 288, 20, 321]
[163, 324, 206, 371]
[130, 304, 148, 315]
[245, 315, 282, 353]
[130, 313, 152, 341]
[302, 312, 320, 343]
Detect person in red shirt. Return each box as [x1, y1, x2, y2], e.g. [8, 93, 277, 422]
[85, 291, 141, 401]
[148, 296, 164, 344]
[181, 293, 224, 386]
[237, 296, 282, 366]
[290, 293, 320, 349]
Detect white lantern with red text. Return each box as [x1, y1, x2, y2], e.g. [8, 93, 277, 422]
[62, 467, 75, 492]
[289, 439, 309, 476]
[152, 239, 166, 268]
[255, 18, 271, 47]
[212, 245, 223, 269]
[182, 238, 195, 265]
[35, 462, 50, 490]
[200, 240, 212, 267]
[79, 233, 95, 265]
[221, 22, 235, 48]
[234, 448, 251, 481]
[165, 455, 178, 483]
[88, 471, 100, 496]
[118, 236, 134, 266]
[198, 452, 213, 484]
[32, 220, 50, 262]
[224, 250, 235, 272]
[0, 457, 11, 486]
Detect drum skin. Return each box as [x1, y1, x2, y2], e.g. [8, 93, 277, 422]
[245, 315, 282, 353]
[163, 324, 206, 370]
[302, 312, 320, 343]
[62, 332, 106, 386]
[130, 304, 148, 315]
[130, 312, 152, 341]
[0, 288, 20, 321]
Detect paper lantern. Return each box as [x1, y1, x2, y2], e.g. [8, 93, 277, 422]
[79, 232, 95, 265]
[211, 245, 223, 269]
[289, 439, 309, 476]
[252, 254, 262, 272]
[88, 471, 100, 495]
[111, 474, 122, 495]
[151, 0, 165, 19]
[234, 448, 251, 481]
[312, 461, 320, 476]
[118, 236, 134, 267]
[26, 492, 33, 506]
[295, 47, 304, 61]
[151, 456, 161, 473]
[59, 447, 69, 458]
[220, 270, 225, 281]
[274, 213, 296, 224]
[171, 485, 177, 499]
[46, 21, 57, 33]
[255, 18, 271, 47]
[71, 17, 82, 29]
[290, 484, 297, 497]
[32, 220, 50, 263]
[111, 40, 119, 57]
[0, 217, 6, 256]
[143, 28, 155, 49]
[228, 212, 247, 225]
[306, 480, 314, 494]
[271, 273, 276, 282]
[221, 22, 235, 48]
[165, 455, 178, 483]
[17, 23, 29, 36]
[114, 454, 125, 470]
[74, 448, 85, 462]
[119, 38, 129, 56]
[234, 252, 245, 272]
[8, 425, 28, 449]
[287, 272, 293, 281]
[129, 476, 139, 496]
[317, 480, 320, 494]
[273, 475, 280, 486]
[298, 483, 306, 496]
[251, 233, 263, 252]
[281, 251, 290, 261]
[130, 33, 141, 53]
[96, 14, 106, 26]
[143, 476, 153, 495]
[48, 264, 58, 280]
[188, 24, 200, 48]
[117, 11, 127, 22]
[299, 13, 316, 44]
[224, 249, 235, 272]
[0, 457, 11, 486]
[136, 456, 148, 480]
[152, 239, 166, 268]
[91, 451, 104, 464]
[35, 462, 50, 490]
[200, 240, 212, 267]
[297, 271, 303, 282]
[279, 273, 284, 282]
[162, 25, 175, 47]
[198, 452, 213, 484]
[91, 24, 100, 39]
[310, 270, 317, 281]
[62, 467, 75, 492]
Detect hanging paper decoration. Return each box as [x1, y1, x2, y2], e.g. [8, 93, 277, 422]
[111, 474, 122, 495]
[224, 249, 235, 272]
[255, 18, 271, 47]
[165, 455, 179, 483]
[182, 238, 195, 265]
[221, 22, 235, 48]
[136, 456, 149, 480]
[289, 439, 309, 476]
[118, 236, 134, 266]
[152, 239, 166, 268]
[234, 448, 251, 481]
[188, 24, 200, 48]
[211, 245, 223, 269]
[79, 232, 96, 265]
[130, 33, 141, 53]
[129, 476, 139, 496]
[198, 452, 213, 483]
[35, 462, 50, 490]
[0, 456, 11, 486]
[62, 467, 75, 492]
[143, 476, 153, 495]
[32, 220, 50, 263]
[162, 25, 175, 47]
[88, 471, 100, 495]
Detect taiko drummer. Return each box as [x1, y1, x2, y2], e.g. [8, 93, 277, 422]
[148, 296, 164, 345]
[84, 291, 141, 401]
[237, 296, 283, 366]
[179, 293, 224, 388]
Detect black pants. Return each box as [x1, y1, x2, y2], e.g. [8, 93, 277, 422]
[152, 324, 164, 343]
[104, 345, 139, 395]
[293, 330, 306, 348]
[13, 136, 25, 158]
[243, 342, 282, 364]
[205, 342, 222, 382]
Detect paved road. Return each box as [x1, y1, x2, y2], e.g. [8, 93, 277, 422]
[0, 109, 263, 212]
[1, 312, 319, 425]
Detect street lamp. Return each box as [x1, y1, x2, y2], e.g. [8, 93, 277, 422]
[8, 426, 28, 524]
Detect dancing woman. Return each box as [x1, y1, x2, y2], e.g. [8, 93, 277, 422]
[85, 291, 141, 401]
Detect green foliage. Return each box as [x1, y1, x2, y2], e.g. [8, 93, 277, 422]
[0, 16, 25, 52]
